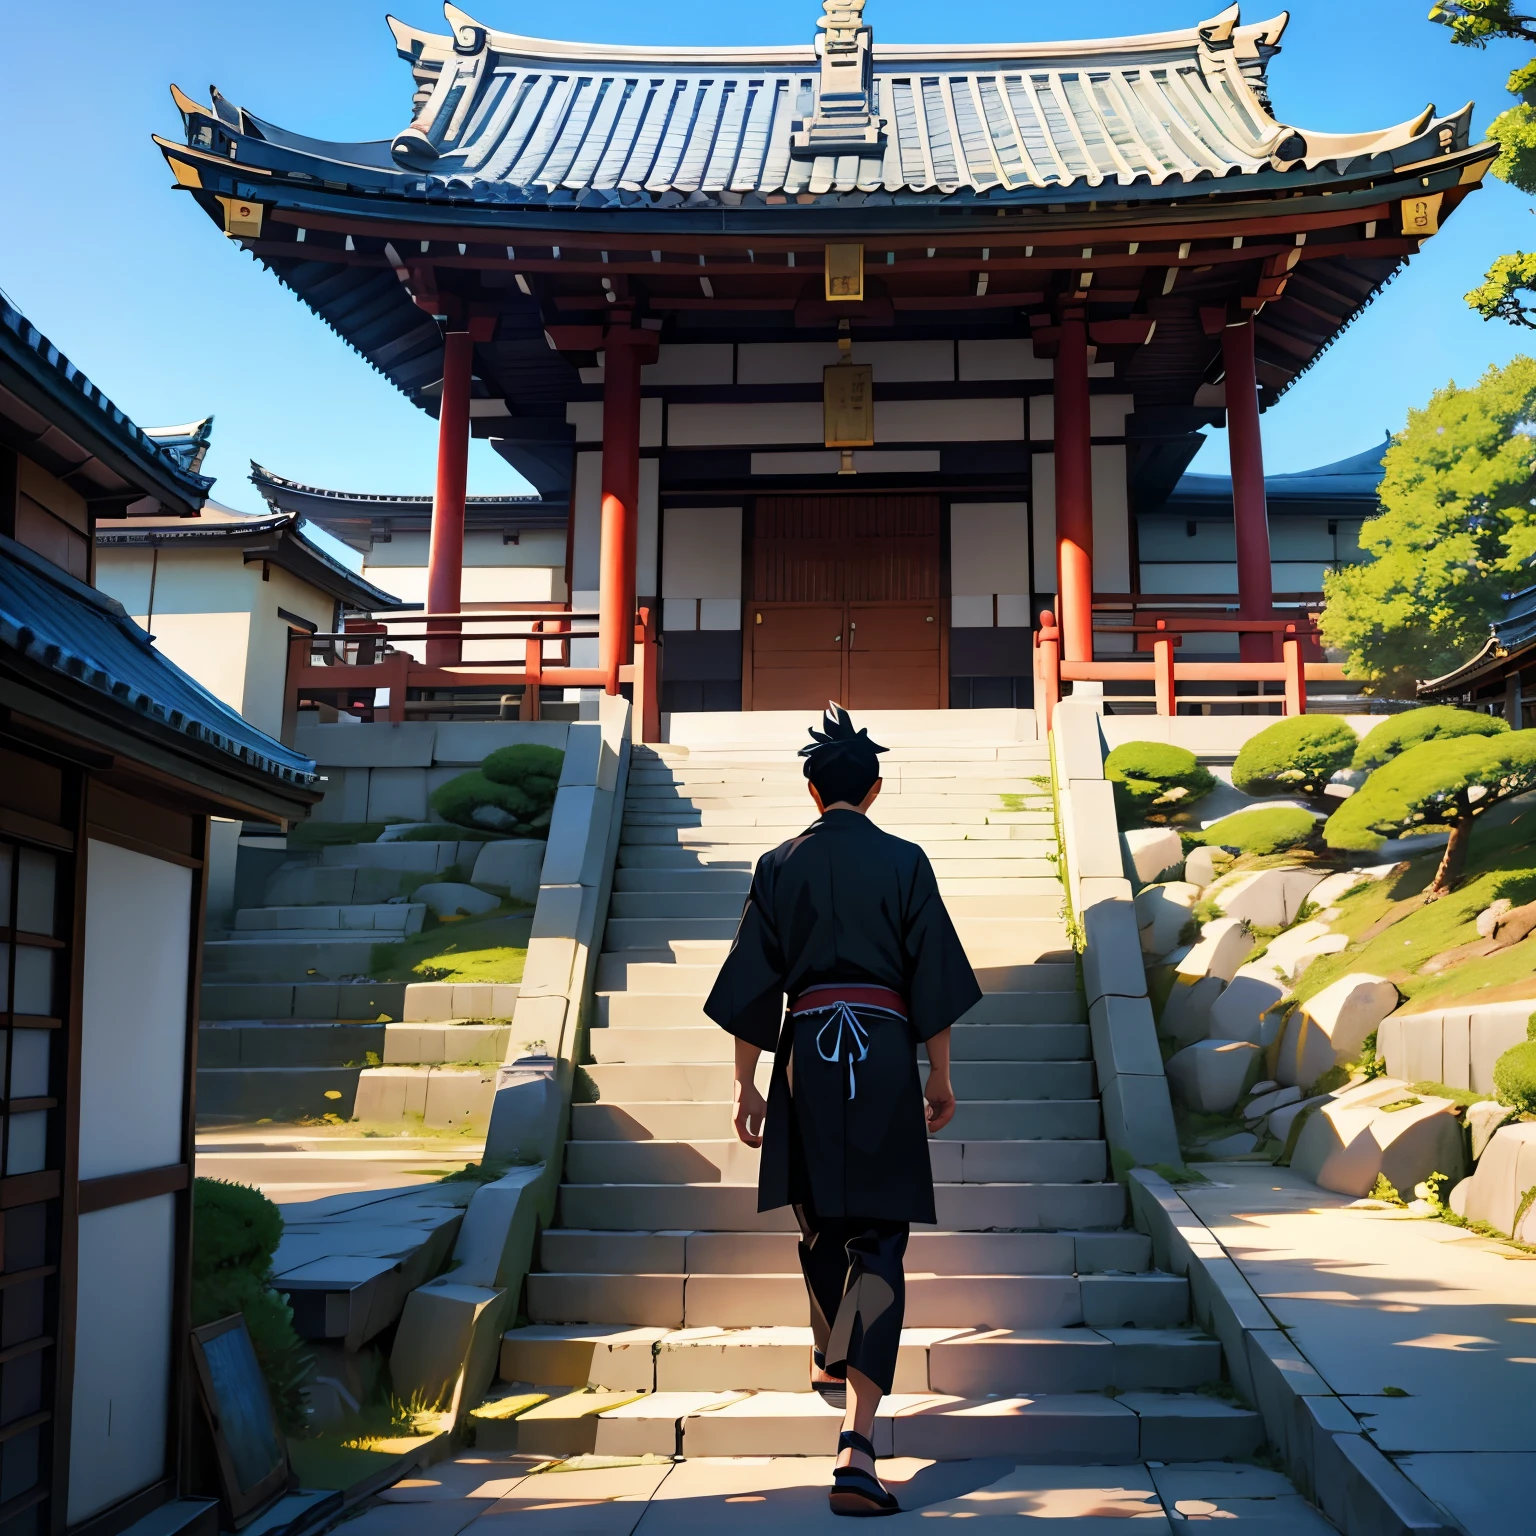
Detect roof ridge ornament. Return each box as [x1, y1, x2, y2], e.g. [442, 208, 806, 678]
[791, 0, 885, 160]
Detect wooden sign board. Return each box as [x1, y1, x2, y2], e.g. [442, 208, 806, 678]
[824, 363, 874, 447]
[1399, 192, 1443, 238]
[191, 1314, 291, 1527]
[824, 243, 865, 302]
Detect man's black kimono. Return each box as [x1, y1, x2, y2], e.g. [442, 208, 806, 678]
[704, 809, 981, 1225]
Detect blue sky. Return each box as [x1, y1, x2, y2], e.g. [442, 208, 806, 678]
[0, 0, 1527, 516]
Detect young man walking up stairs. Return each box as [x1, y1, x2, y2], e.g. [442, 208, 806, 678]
[706, 706, 980, 1517]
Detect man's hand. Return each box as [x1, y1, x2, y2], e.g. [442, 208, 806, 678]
[734, 1077, 768, 1148]
[924, 1072, 956, 1135]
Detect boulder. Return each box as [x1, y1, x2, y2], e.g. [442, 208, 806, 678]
[472, 839, 547, 902]
[378, 822, 445, 842]
[1123, 827, 1185, 885]
[415, 882, 502, 919]
[1134, 882, 1200, 955]
[1249, 1080, 1280, 1098]
[1207, 965, 1288, 1047]
[1306, 868, 1397, 910]
[1166, 1038, 1264, 1114]
[1245, 1084, 1302, 1121]
[1159, 975, 1226, 1049]
[1269, 1093, 1333, 1148]
[1202, 1131, 1260, 1158]
[1292, 1080, 1467, 1197]
[1209, 868, 1327, 929]
[1275, 974, 1399, 1089]
[1467, 1100, 1518, 1162]
[1183, 846, 1235, 891]
[1450, 1123, 1536, 1237]
[1476, 899, 1513, 940]
[1176, 917, 1252, 984]
[1260, 921, 1337, 982]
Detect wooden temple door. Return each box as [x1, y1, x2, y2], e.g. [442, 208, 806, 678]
[746, 497, 942, 711]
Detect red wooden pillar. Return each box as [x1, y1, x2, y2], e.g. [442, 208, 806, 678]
[598, 322, 657, 694]
[1054, 313, 1095, 664]
[1223, 320, 1275, 663]
[426, 329, 474, 667]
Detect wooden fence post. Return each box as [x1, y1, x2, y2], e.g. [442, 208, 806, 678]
[1283, 627, 1306, 716]
[1153, 621, 1176, 717]
[1037, 611, 1061, 732]
[521, 620, 544, 721]
[634, 606, 660, 744]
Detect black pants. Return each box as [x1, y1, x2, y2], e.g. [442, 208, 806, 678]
[794, 1201, 908, 1396]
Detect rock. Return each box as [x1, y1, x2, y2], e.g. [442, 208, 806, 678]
[1134, 882, 1200, 955]
[1260, 922, 1339, 983]
[1275, 974, 1399, 1089]
[1307, 868, 1397, 909]
[1123, 827, 1185, 886]
[1209, 867, 1327, 929]
[1467, 1100, 1518, 1162]
[471, 838, 547, 902]
[415, 882, 502, 919]
[1292, 1080, 1467, 1198]
[1270, 1094, 1333, 1149]
[377, 822, 445, 842]
[1183, 846, 1235, 891]
[1449, 1123, 1536, 1235]
[1166, 1039, 1264, 1114]
[1176, 917, 1252, 984]
[1207, 964, 1288, 1046]
[1248, 1079, 1279, 1098]
[1159, 975, 1226, 1048]
[1202, 1131, 1260, 1158]
[1245, 1084, 1302, 1121]
[1476, 899, 1513, 940]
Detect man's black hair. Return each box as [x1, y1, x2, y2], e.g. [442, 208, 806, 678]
[799, 702, 887, 807]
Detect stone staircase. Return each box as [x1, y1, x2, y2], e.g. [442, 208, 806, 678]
[496, 714, 1259, 1460]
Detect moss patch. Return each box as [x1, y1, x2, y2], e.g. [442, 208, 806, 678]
[370, 913, 532, 985]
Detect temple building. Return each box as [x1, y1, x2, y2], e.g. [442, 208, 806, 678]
[155, 1, 1491, 722]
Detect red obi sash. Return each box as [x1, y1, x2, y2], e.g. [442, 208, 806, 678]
[790, 984, 907, 1019]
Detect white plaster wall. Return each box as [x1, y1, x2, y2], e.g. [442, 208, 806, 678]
[875, 398, 1024, 442]
[571, 450, 603, 594]
[662, 507, 742, 631]
[737, 340, 954, 383]
[93, 547, 156, 616]
[950, 503, 1031, 627]
[668, 398, 1024, 446]
[1030, 446, 1132, 594]
[68, 1195, 175, 1524]
[245, 564, 332, 738]
[79, 840, 190, 1180]
[142, 612, 254, 719]
[639, 457, 659, 598]
[566, 398, 664, 445]
[1028, 394, 1135, 439]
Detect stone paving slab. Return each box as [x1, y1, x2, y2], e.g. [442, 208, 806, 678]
[1398, 1452, 1536, 1536]
[330, 1455, 1357, 1534]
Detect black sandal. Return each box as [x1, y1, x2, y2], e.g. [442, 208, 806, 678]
[811, 1350, 847, 1409]
[830, 1429, 900, 1518]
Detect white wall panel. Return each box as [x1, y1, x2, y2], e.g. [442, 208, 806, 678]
[566, 398, 664, 445]
[68, 1196, 175, 1523]
[950, 503, 1031, 597]
[571, 450, 603, 592]
[749, 450, 940, 475]
[662, 507, 742, 607]
[638, 457, 659, 597]
[875, 398, 1024, 442]
[699, 598, 741, 631]
[1141, 563, 1239, 593]
[950, 595, 993, 629]
[736, 340, 953, 384]
[80, 841, 189, 1180]
[958, 338, 1051, 380]
[1030, 449, 1132, 594]
[997, 593, 1033, 627]
[669, 402, 822, 446]
[1028, 394, 1135, 440]
[1032, 453, 1058, 593]
[643, 344, 734, 385]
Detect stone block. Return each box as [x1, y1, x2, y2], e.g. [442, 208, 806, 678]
[519, 937, 579, 998]
[1242, 1329, 1329, 1473]
[312, 767, 369, 823]
[1182, 845, 1234, 890]
[1269, 1094, 1331, 1148]
[1332, 1429, 1460, 1536]
[1450, 1122, 1536, 1235]
[415, 882, 501, 919]
[471, 839, 546, 901]
[1135, 882, 1199, 955]
[1122, 827, 1184, 886]
[1159, 976, 1225, 1049]
[1276, 974, 1398, 1089]
[1099, 1072, 1182, 1167]
[449, 1164, 546, 1290]
[403, 983, 456, 1023]
[500, 1326, 664, 1391]
[504, 995, 568, 1060]
[1469, 1000, 1535, 1093]
[1176, 917, 1250, 984]
[1089, 994, 1164, 1078]
[296, 722, 436, 767]
[1165, 1039, 1263, 1114]
[353, 1066, 430, 1122]
[1292, 1082, 1466, 1197]
[530, 884, 587, 943]
[450, 984, 494, 1019]
[1262, 921, 1345, 982]
[1467, 1100, 1516, 1162]
[1053, 699, 1105, 782]
[557, 723, 602, 788]
[1210, 867, 1326, 928]
[367, 768, 428, 824]
[1244, 1084, 1301, 1121]
[541, 787, 614, 888]
[1070, 781, 1124, 879]
[1207, 965, 1287, 1047]
[422, 1068, 497, 1129]
[430, 722, 569, 765]
[1081, 901, 1148, 1005]
[390, 1280, 507, 1413]
[1078, 876, 1133, 913]
[485, 1057, 565, 1167]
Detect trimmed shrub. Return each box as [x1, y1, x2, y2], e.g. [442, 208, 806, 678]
[1232, 716, 1359, 800]
[1189, 806, 1319, 856]
[431, 743, 565, 837]
[1104, 742, 1215, 823]
[1494, 1039, 1536, 1116]
[193, 1179, 310, 1435]
[1351, 706, 1508, 773]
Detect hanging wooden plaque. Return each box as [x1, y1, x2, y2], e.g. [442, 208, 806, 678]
[1399, 191, 1443, 237]
[824, 363, 874, 446]
[824, 243, 865, 301]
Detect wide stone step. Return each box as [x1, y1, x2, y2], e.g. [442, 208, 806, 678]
[318, 840, 489, 871]
[612, 868, 753, 894]
[602, 917, 740, 950]
[383, 1022, 510, 1064]
[263, 864, 419, 907]
[595, 991, 1086, 1031]
[556, 1181, 1126, 1232]
[574, 1090, 1101, 1142]
[499, 1322, 1219, 1397]
[196, 1065, 362, 1122]
[957, 992, 1086, 1024]
[616, 847, 756, 871]
[233, 904, 425, 934]
[202, 937, 382, 981]
[563, 1138, 1107, 1186]
[930, 858, 1061, 879]
[198, 1021, 384, 1069]
[535, 1229, 1152, 1278]
[200, 981, 406, 1021]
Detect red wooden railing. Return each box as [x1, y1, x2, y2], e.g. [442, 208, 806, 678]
[1033, 610, 1347, 729]
[283, 606, 661, 740]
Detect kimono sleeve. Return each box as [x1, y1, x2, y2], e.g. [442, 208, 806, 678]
[703, 852, 787, 1052]
[902, 847, 983, 1041]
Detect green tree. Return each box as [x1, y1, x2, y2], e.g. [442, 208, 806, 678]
[1431, 4, 1536, 323]
[1351, 705, 1508, 771]
[1323, 731, 1536, 895]
[1230, 715, 1359, 800]
[1319, 356, 1536, 694]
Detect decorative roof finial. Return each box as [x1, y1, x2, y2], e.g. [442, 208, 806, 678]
[791, 0, 884, 158]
